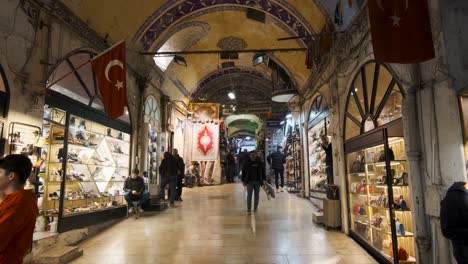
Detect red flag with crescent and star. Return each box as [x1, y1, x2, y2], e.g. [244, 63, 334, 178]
[91, 41, 127, 119]
[368, 0, 435, 64]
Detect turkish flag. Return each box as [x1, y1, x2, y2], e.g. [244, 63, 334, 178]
[368, 0, 435, 64]
[91, 41, 126, 119]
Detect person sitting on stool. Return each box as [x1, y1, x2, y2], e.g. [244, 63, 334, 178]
[124, 168, 149, 213]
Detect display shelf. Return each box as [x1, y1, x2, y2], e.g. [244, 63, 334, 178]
[367, 160, 406, 167]
[381, 252, 416, 264]
[63, 205, 126, 217]
[369, 205, 411, 212]
[370, 226, 414, 237]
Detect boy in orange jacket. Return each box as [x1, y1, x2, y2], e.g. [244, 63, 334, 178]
[0, 155, 38, 264]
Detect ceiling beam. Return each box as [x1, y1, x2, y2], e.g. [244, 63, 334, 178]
[141, 48, 306, 56]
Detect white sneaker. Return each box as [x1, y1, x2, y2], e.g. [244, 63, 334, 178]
[138, 206, 144, 212]
[281, 187, 284, 192]
[128, 207, 134, 214]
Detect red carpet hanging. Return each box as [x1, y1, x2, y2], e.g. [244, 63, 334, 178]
[192, 123, 219, 161]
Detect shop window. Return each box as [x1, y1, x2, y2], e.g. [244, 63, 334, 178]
[344, 61, 404, 140]
[459, 94, 468, 167]
[48, 50, 130, 124]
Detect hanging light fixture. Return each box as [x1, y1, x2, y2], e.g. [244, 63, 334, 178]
[228, 92, 236, 100]
[271, 61, 299, 102]
[252, 52, 267, 66]
[174, 55, 187, 67]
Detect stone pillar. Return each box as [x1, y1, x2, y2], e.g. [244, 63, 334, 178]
[402, 77, 431, 264]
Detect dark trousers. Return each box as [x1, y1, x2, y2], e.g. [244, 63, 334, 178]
[326, 165, 333, 184]
[227, 166, 235, 182]
[124, 191, 149, 208]
[453, 243, 468, 264]
[247, 181, 260, 211]
[274, 168, 284, 189]
[176, 175, 183, 199]
[160, 177, 177, 205]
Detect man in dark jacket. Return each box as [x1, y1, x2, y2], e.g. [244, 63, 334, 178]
[124, 168, 149, 213]
[239, 149, 249, 178]
[172, 149, 185, 202]
[159, 152, 179, 207]
[441, 181, 468, 263]
[267, 146, 286, 192]
[226, 150, 235, 183]
[242, 152, 266, 213]
[321, 135, 333, 184]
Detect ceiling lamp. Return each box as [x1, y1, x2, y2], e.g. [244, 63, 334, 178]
[228, 92, 236, 100]
[174, 55, 187, 67]
[253, 53, 267, 66]
[272, 88, 299, 102]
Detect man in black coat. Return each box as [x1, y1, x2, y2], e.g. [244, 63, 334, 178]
[173, 149, 185, 202]
[159, 152, 179, 207]
[441, 181, 468, 263]
[267, 146, 286, 192]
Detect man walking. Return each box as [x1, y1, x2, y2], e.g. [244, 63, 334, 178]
[441, 181, 468, 263]
[321, 135, 333, 184]
[267, 146, 286, 192]
[123, 168, 149, 213]
[172, 149, 185, 202]
[0, 155, 38, 264]
[159, 152, 179, 207]
[226, 150, 235, 183]
[242, 152, 266, 213]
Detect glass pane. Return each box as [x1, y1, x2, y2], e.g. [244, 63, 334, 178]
[377, 89, 403, 127]
[372, 66, 394, 115]
[345, 116, 360, 140]
[347, 150, 370, 243]
[347, 95, 363, 123]
[364, 117, 375, 133]
[354, 72, 368, 113]
[308, 120, 328, 210]
[62, 115, 131, 216]
[364, 63, 376, 110]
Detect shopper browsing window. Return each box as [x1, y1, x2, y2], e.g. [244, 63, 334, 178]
[159, 152, 179, 207]
[242, 152, 266, 213]
[0, 154, 38, 264]
[124, 168, 149, 213]
[186, 161, 201, 187]
[321, 135, 333, 184]
[172, 149, 185, 202]
[267, 146, 286, 192]
[440, 181, 468, 263]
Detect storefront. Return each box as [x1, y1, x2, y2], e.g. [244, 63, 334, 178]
[344, 61, 417, 263]
[143, 95, 161, 191]
[285, 119, 301, 193]
[0, 64, 9, 158]
[37, 50, 132, 233]
[306, 95, 330, 210]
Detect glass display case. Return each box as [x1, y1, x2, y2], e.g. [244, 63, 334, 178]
[41, 107, 130, 232]
[307, 120, 329, 209]
[346, 129, 416, 264]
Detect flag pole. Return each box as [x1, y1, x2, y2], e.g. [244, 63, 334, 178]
[45, 59, 92, 89]
[45, 40, 125, 90]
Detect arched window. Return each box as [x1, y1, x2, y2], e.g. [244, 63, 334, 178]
[344, 61, 404, 140]
[308, 95, 329, 129]
[0, 64, 10, 118]
[48, 50, 130, 124]
[144, 95, 160, 131]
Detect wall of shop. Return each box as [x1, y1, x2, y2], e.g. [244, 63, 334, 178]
[300, 1, 464, 263]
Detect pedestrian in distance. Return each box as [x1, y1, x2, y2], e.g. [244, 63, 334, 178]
[242, 152, 266, 213]
[159, 152, 179, 207]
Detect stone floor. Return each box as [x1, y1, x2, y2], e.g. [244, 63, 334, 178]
[71, 184, 377, 264]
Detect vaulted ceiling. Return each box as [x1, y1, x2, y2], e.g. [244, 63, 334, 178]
[62, 0, 359, 127]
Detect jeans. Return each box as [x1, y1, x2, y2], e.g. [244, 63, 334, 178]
[176, 175, 183, 199]
[247, 181, 261, 211]
[326, 165, 333, 184]
[274, 168, 284, 189]
[453, 243, 468, 264]
[160, 177, 177, 205]
[124, 191, 149, 208]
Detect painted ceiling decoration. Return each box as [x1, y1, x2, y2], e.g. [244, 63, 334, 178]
[153, 21, 211, 51]
[191, 67, 269, 98]
[134, 0, 317, 51]
[217, 36, 248, 50]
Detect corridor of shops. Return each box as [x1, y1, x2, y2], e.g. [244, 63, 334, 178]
[0, 0, 467, 264]
[71, 184, 375, 264]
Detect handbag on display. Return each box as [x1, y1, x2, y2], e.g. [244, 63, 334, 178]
[351, 182, 360, 193]
[399, 196, 408, 210]
[326, 184, 339, 200]
[372, 213, 383, 228]
[378, 148, 395, 162]
[353, 204, 361, 214]
[398, 247, 409, 261]
[350, 155, 365, 173]
[377, 175, 387, 185]
[359, 204, 366, 215]
[399, 223, 406, 235]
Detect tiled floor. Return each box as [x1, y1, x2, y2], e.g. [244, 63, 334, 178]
[71, 184, 376, 264]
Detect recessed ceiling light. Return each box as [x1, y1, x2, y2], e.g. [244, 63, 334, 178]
[228, 92, 236, 100]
